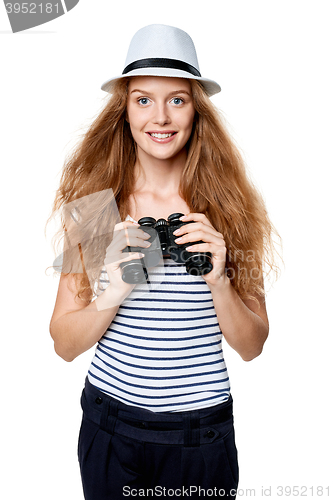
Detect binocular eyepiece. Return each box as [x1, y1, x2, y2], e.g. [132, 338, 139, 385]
[120, 212, 213, 284]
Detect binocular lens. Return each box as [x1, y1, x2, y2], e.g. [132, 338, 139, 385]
[186, 255, 213, 276]
[121, 261, 148, 284]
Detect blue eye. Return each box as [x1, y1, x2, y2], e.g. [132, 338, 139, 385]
[172, 97, 184, 105]
[138, 97, 149, 105]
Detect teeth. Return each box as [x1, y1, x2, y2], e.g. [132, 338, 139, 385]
[150, 133, 173, 138]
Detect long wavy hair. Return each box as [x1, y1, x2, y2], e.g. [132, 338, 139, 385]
[46, 76, 281, 304]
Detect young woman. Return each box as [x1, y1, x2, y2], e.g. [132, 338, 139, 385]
[48, 24, 280, 499]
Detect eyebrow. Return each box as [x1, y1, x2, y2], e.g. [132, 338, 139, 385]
[130, 89, 191, 97]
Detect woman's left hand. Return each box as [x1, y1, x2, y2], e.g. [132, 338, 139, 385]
[172, 212, 228, 287]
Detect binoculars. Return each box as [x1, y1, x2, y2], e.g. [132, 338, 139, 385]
[120, 212, 213, 284]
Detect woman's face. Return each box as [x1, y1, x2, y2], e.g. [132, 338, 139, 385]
[126, 76, 195, 162]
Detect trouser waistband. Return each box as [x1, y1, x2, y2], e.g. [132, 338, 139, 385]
[80, 377, 234, 447]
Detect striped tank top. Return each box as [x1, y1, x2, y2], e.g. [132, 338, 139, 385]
[87, 215, 231, 412]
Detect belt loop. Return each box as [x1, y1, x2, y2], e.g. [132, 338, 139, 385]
[191, 411, 200, 447]
[183, 413, 190, 447]
[100, 398, 119, 435]
[183, 410, 200, 447]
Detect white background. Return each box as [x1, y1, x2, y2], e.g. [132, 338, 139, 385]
[1, 1, 332, 498]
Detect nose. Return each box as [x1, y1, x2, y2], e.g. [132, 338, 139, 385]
[152, 102, 171, 126]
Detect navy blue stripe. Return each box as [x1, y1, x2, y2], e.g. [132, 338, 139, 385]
[105, 327, 220, 342]
[88, 373, 229, 408]
[90, 363, 229, 392]
[94, 352, 227, 381]
[97, 291, 214, 303]
[128, 298, 213, 303]
[97, 342, 223, 361]
[96, 345, 225, 371]
[99, 337, 221, 352]
[115, 313, 217, 322]
[120, 305, 215, 312]
[108, 321, 220, 333]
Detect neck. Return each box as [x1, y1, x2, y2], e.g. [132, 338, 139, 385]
[133, 148, 187, 197]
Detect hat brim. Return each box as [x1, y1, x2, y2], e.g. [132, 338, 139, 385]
[101, 67, 221, 97]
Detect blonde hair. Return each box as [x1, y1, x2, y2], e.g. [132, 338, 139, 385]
[46, 76, 281, 304]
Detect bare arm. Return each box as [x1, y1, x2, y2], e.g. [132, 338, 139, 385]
[49, 220, 149, 362]
[209, 276, 269, 362]
[49, 274, 126, 362]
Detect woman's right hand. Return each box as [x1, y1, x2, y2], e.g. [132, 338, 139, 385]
[103, 220, 151, 300]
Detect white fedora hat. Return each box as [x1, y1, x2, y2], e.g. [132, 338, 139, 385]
[101, 24, 221, 97]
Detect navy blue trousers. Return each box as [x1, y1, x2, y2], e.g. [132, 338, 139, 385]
[78, 377, 239, 499]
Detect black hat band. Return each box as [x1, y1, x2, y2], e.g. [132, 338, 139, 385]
[122, 58, 201, 77]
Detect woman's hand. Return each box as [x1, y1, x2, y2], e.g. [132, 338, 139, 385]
[103, 220, 151, 299]
[172, 213, 228, 287]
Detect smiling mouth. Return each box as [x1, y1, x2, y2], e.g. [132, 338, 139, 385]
[147, 132, 177, 139]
